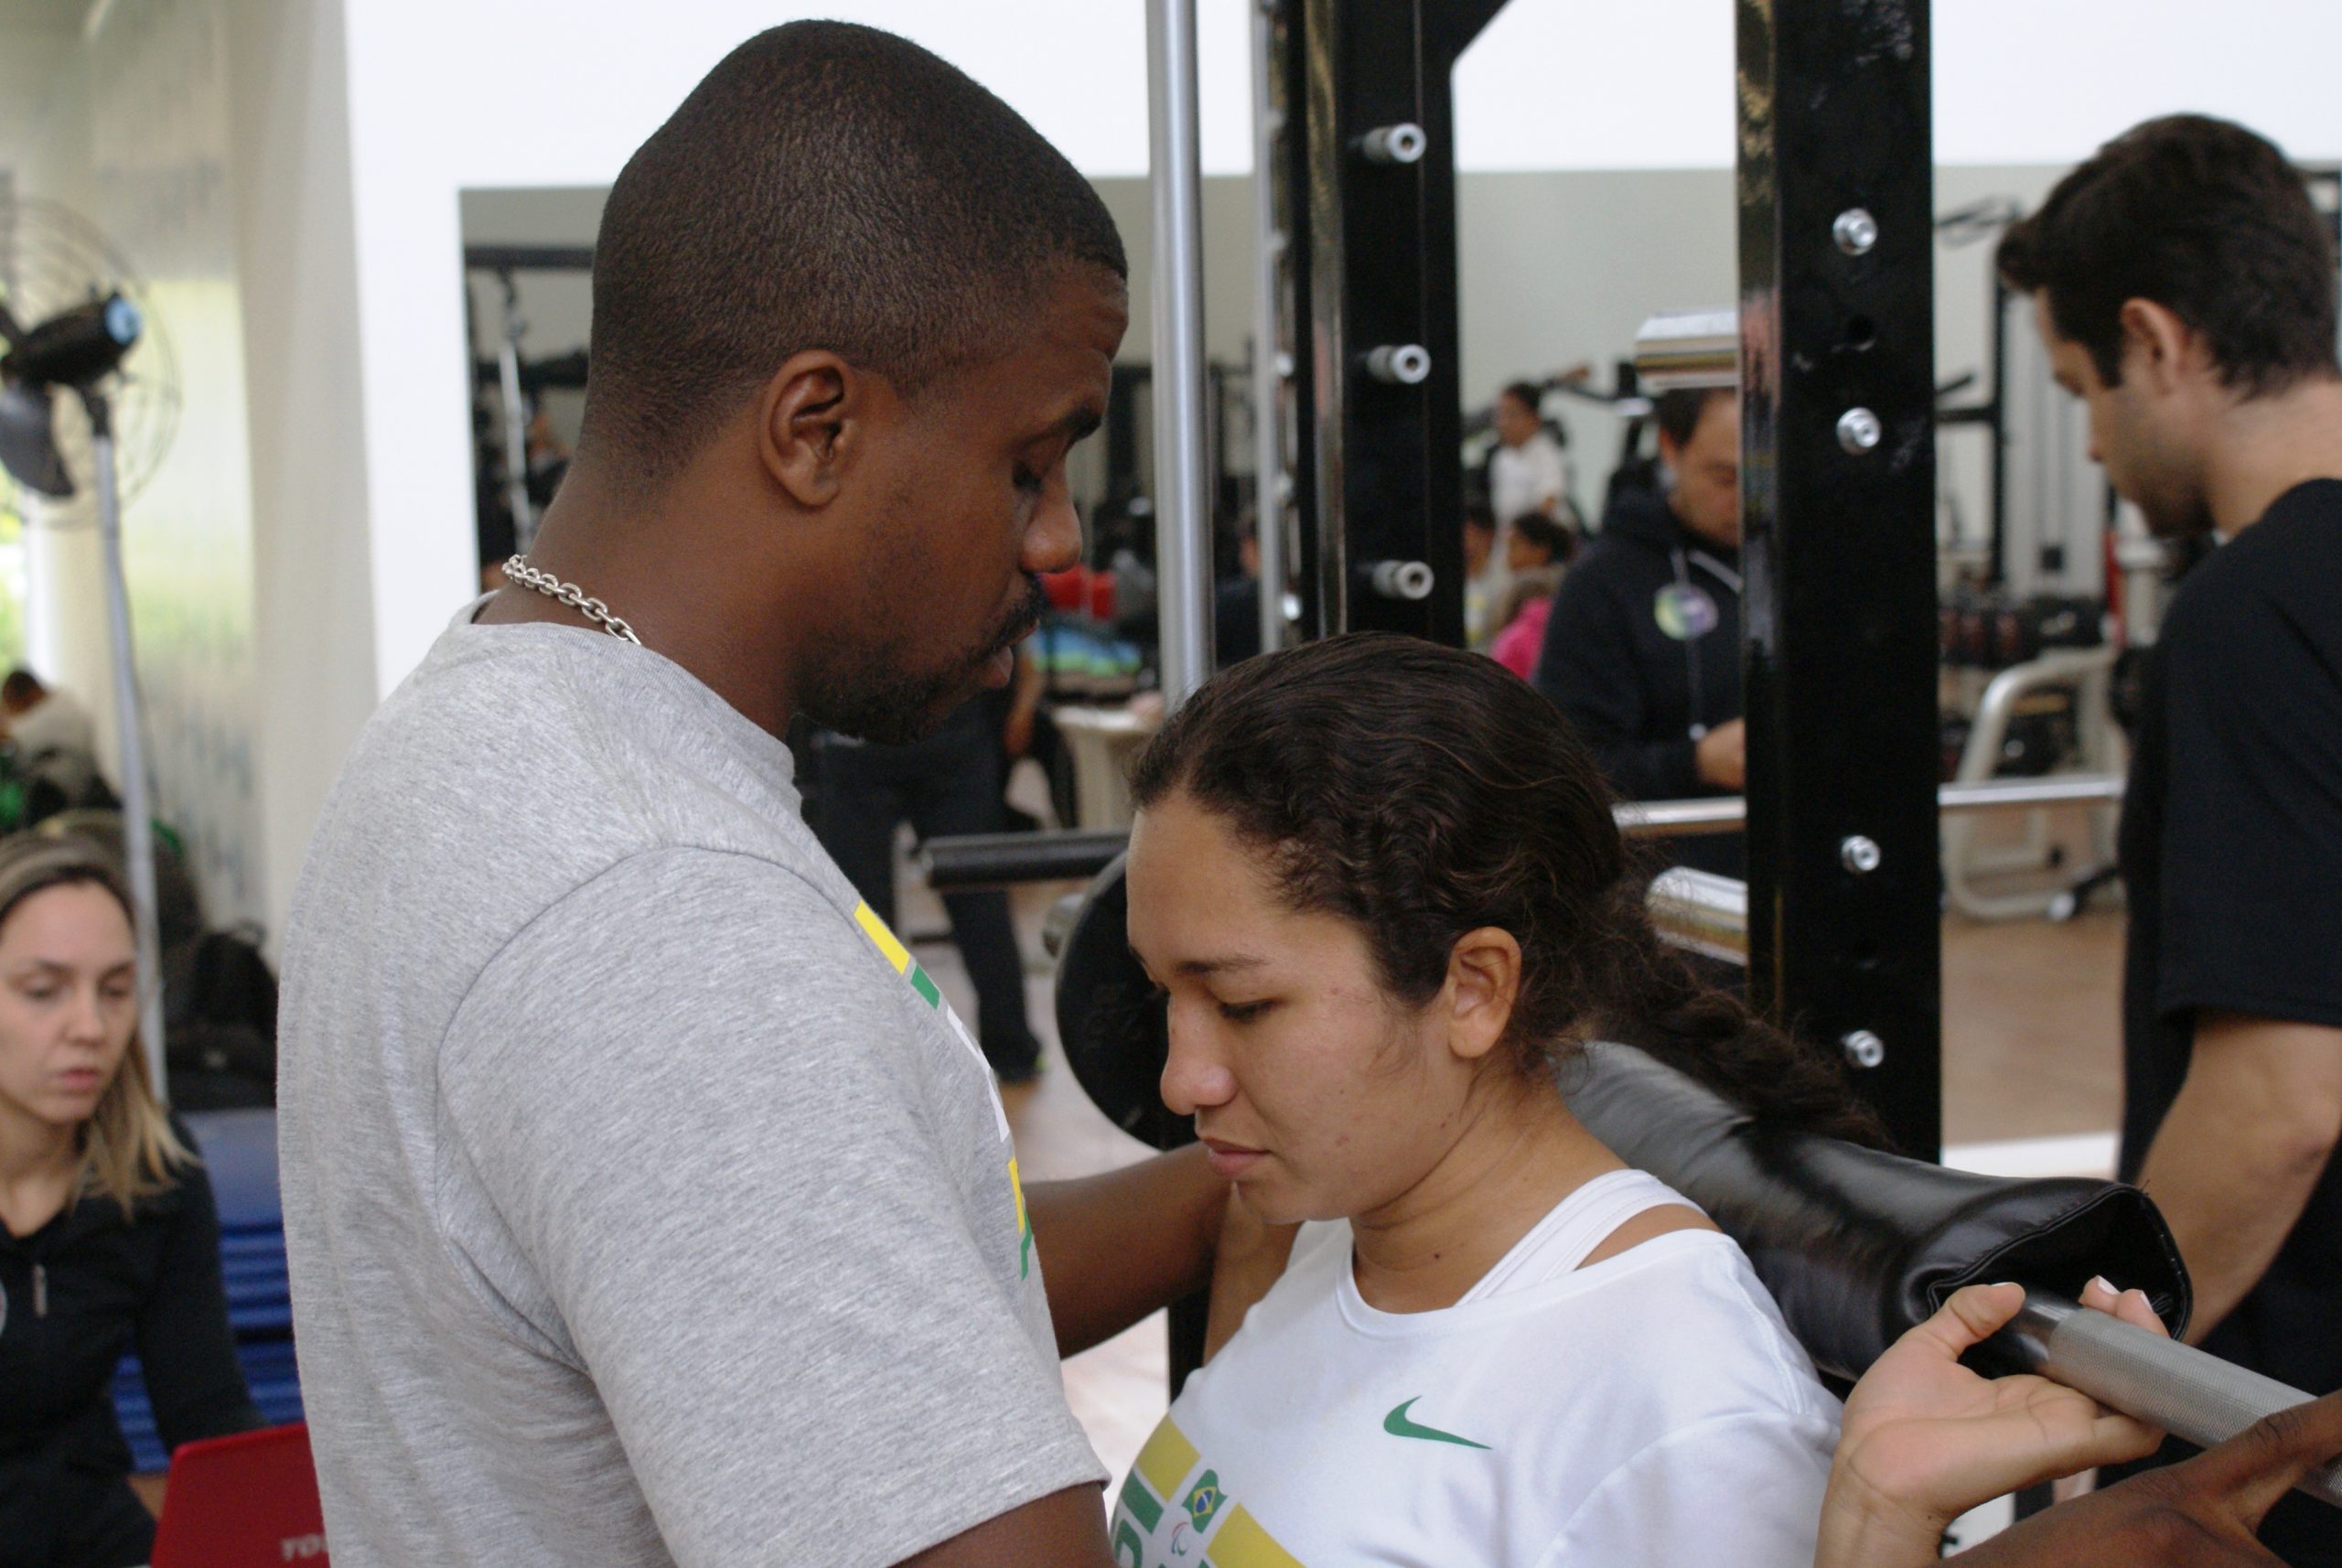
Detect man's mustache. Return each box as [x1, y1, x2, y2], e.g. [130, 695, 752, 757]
[984, 575, 1047, 657]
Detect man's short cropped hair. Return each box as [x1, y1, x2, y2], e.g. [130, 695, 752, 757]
[1997, 114, 2340, 397]
[1653, 387, 1731, 448]
[1, 671, 45, 709]
[1500, 381, 1543, 413]
[581, 21, 1128, 489]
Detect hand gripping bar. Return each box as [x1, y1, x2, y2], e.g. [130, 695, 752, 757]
[2001, 1293, 2342, 1509]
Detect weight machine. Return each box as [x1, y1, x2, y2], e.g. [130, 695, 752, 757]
[919, 0, 2342, 1505]
[461, 244, 593, 562]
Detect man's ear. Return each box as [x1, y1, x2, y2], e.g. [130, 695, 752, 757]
[1444, 927, 1522, 1066]
[2117, 297, 2206, 395]
[758, 350, 889, 508]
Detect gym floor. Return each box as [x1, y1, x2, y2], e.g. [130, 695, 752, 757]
[896, 856, 2129, 1487]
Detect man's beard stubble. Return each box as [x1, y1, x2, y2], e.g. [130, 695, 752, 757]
[802, 575, 1047, 746]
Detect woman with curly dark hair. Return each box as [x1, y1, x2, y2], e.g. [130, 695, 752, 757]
[1105, 633, 2165, 1568]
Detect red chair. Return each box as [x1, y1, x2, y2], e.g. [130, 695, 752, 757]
[150, 1423, 328, 1567]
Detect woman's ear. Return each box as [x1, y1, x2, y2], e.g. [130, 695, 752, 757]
[1444, 927, 1521, 1064]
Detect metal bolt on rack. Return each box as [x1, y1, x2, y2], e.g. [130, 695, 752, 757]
[1364, 343, 1431, 384]
[1842, 1030, 1888, 1069]
[1365, 559, 1435, 599]
[1832, 208, 1880, 255]
[1836, 406, 1883, 454]
[1360, 123, 1427, 164]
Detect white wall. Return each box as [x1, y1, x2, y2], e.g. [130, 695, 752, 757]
[1452, 1, 2342, 172]
[224, 0, 379, 944]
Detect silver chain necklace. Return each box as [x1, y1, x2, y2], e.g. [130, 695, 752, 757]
[500, 555, 642, 646]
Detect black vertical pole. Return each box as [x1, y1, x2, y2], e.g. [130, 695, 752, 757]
[1986, 266, 2010, 587]
[1296, 0, 1497, 646]
[1270, 0, 1324, 642]
[1738, 0, 1942, 1157]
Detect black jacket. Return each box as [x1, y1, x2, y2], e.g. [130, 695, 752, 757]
[1, 1134, 262, 1568]
[1532, 489, 1744, 875]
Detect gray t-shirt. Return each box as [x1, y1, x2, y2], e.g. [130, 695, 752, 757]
[277, 612, 1103, 1567]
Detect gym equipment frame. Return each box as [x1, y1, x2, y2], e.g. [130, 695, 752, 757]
[1205, 0, 1947, 1155]
[916, 2, 2342, 1491]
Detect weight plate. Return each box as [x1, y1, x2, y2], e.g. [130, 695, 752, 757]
[1052, 856, 1190, 1151]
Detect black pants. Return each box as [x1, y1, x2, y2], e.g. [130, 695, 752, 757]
[2, 1466, 155, 1568]
[812, 705, 1039, 1075]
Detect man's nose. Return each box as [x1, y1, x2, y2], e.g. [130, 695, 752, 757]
[1022, 484, 1082, 577]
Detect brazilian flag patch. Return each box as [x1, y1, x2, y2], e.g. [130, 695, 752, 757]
[854, 901, 946, 1010]
[852, 899, 1029, 1274]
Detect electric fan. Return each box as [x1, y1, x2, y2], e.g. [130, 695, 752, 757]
[0, 193, 185, 1096]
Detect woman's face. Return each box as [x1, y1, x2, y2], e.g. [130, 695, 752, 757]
[1127, 792, 1499, 1227]
[0, 883, 138, 1133]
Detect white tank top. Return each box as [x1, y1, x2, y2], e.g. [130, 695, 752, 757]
[1107, 1168, 1840, 1568]
[1457, 1167, 1699, 1304]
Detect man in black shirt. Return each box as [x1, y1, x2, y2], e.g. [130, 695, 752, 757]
[1534, 386, 1746, 876]
[2000, 114, 2342, 1566]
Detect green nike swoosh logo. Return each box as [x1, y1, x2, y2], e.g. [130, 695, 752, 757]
[1382, 1397, 1490, 1450]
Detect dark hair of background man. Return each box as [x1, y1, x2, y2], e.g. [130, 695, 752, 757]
[1653, 387, 1732, 447]
[580, 20, 1129, 491]
[1997, 113, 2341, 397]
[1501, 380, 1543, 412]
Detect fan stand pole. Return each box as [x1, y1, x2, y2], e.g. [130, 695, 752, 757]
[84, 392, 167, 1101]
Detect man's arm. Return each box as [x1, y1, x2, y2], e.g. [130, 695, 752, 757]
[2136, 1011, 2342, 1341]
[1027, 1144, 1226, 1358]
[897, 1487, 1116, 1568]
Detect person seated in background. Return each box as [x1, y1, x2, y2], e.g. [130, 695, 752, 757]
[1461, 500, 1499, 648]
[0, 836, 262, 1568]
[1, 671, 102, 806]
[1533, 384, 1745, 877]
[1488, 510, 1576, 680]
[1112, 634, 2184, 1568]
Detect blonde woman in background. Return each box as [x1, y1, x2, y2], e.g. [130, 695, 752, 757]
[0, 836, 260, 1568]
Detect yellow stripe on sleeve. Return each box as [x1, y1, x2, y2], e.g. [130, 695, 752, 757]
[1133, 1417, 1201, 1500]
[852, 901, 913, 973]
[1205, 1504, 1307, 1568]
